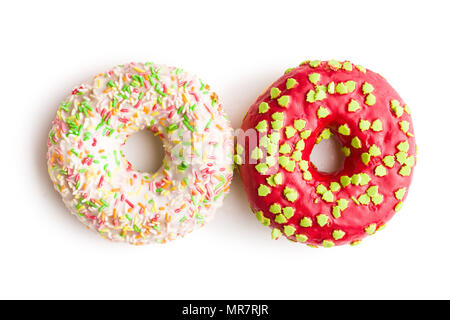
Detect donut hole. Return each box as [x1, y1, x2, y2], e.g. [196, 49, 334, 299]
[122, 129, 165, 174]
[310, 133, 345, 174]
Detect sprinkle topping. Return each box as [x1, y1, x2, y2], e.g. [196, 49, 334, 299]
[238, 59, 416, 248]
[47, 63, 234, 245]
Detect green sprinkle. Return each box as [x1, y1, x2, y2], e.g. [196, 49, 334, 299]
[255, 120, 268, 133]
[258, 184, 271, 197]
[396, 151, 408, 165]
[272, 228, 282, 240]
[404, 104, 411, 114]
[367, 186, 379, 197]
[177, 161, 189, 171]
[332, 206, 341, 219]
[273, 173, 283, 185]
[405, 156, 415, 167]
[279, 143, 291, 154]
[270, 87, 281, 99]
[258, 102, 269, 113]
[296, 234, 308, 242]
[351, 137, 362, 149]
[361, 153, 371, 165]
[316, 184, 327, 195]
[371, 119, 383, 132]
[183, 120, 194, 132]
[284, 225, 296, 236]
[337, 199, 349, 210]
[166, 123, 178, 132]
[284, 160, 295, 172]
[60, 101, 71, 112]
[296, 140, 306, 151]
[328, 59, 342, 69]
[312, 88, 325, 102]
[338, 124, 351, 136]
[358, 194, 371, 205]
[375, 165, 387, 177]
[277, 95, 290, 107]
[266, 155, 276, 167]
[390, 100, 404, 118]
[328, 81, 336, 94]
[70, 149, 79, 157]
[292, 150, 302, 162]
[317, 106, 330, 118]
[343, 61, 353, 71]
[255, 211, 264, 222]
[383, 155, 395, 168]
[300, 217, 313, 227]
[399, 121, 410, 134]
[286, 78, 298, 90]
[330, 182, 341, 192]
[300, 130, 312, 139]
[306, 90, 316, 102]
[255, 163, 269, 174]
[369, 145, 381, 157]
[322, 190, 334, 203]
[332, 230, 346, 240]
[340, 175, 351, 187]
[271, 120, 283, 130]
[397, 141, 410, 152]
[348, 99, 361, 112]
[308, 73, 321, 84]
[322, 240, 335, 248]
[278, 155, 289, 168]
[371, 194, 384, 205]
[272, 112, 284, 121]
[266, 175, 276, 187]
[294, 119, 306, 131]
[316, 214, 329, 227]
[283, 207, 295, 219]
[309, 60, 321, 67]
[359, 119, 371, 131]
[285, 126, 296, 139]
[351, 174, 362, 185]
[346, 81, 356, 93]
[284, 187, 298, 203]
[395, 202, 403, 212]
[259, 135, 269, 148]
[360, 173, 371, 185]
[275, 214, 287, 224]
[356, 65, 366, 73]
[365, 223, 377, 235]
[318, 128, 331, 140]
[399, 165, 412, 176]
[251, 147, 263, 160]
[303, 171, 312, 181]
[298, 160, 308, 171]
[365, 93, 376, 106]
[83, 132, 92, 141]
[362, 82, 374, 94]
[336, 82, 348, 94]
[206, 118, 213, 129]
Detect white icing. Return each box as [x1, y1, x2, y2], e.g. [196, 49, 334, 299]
[47, 62, 234, 244]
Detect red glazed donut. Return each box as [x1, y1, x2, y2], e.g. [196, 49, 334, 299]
[237, 60, 416, 247]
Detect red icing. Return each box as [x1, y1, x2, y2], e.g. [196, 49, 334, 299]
[238, 60, 416, 246]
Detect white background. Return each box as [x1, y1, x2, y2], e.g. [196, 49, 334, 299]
[1, 0, 449, 299]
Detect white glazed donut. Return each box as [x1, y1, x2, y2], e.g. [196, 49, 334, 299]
[47, 62, 234, 244]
